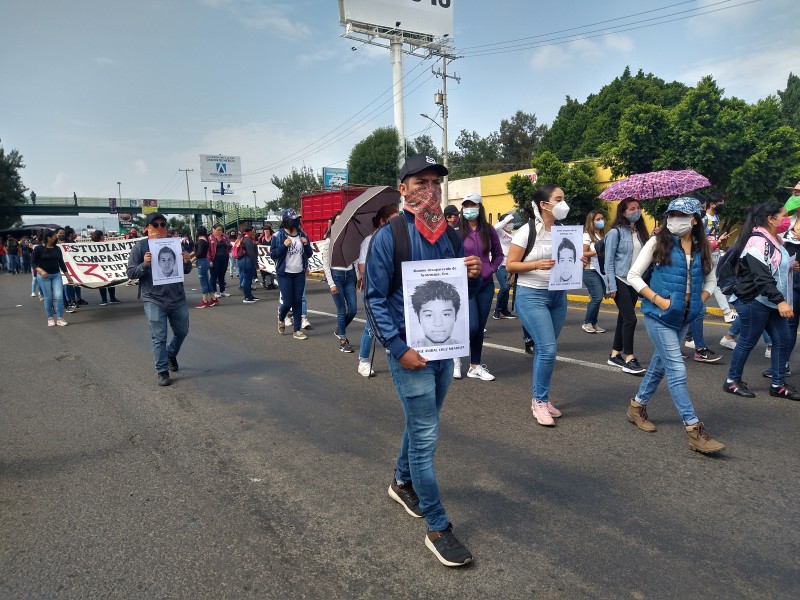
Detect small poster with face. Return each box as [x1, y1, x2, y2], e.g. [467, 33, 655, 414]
[549, 225, 584, 291]
[148, 237, 184, 286]
[402, 258, 470, 361]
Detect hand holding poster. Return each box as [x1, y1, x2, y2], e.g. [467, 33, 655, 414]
[403, 258, 469, 361]
[148, 237, 184, 286]
[548, 225, 584, 291]
[60, 237, 142, 288]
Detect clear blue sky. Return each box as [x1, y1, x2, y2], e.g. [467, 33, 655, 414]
[2, 0, 798, 228]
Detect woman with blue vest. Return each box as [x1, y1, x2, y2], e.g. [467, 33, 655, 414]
[270, 208, 314, 339]
[625, 197, 725, 454]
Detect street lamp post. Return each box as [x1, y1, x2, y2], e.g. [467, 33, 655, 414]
[204, 186, 210, 228]
[117, 181, 121, 204]
[252, 190, 257, 210]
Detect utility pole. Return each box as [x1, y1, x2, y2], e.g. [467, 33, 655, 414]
[179, 168, 195, 237]
[433, 54, 459, 206]
[390, 36, 405, 169]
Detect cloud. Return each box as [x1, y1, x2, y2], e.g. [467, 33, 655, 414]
[51, 172, 67, 190]
[133, 159, 148, 175]
[673, 43, 800, 100]
[93, 57, 116, 66]
[200, 0, 310, 38]
[687, 0, 763, 35]
[529, 34, 634, 71]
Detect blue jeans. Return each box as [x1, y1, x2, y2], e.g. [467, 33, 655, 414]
[469, 279, 495, 364]
[515, 286, 567, 403]
[728, 299, 790, 386]
[37, 273, 64, 318]
[636, 315, 698, 425]
[143, 301, 190, 374]
[238, 256, 256, 299]
[494, 266, 511, 314]
[99, 286, 117, 303]
[359, 323, 374, 361]
[31, 271, 41, 296]
[582, 269, 606, 326]
[388, 354, 454, 532]
[195, 258, 212, 295]
[689, 307, 707, 348]
[6, 254, 20, 273]
[331, 269, 357, 338]
[277, 271, 306, 332]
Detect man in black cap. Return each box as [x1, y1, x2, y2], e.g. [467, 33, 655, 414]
[443, 204, 460, 230]
[127, 212, 193, 386]
[365, 154, 481, 567]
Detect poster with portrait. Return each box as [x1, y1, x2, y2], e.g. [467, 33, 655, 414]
[148, 237, 184, 286]
[548, 225, 584, 291]
[402, 258, 469, 361]
[142, 199, 158, 214]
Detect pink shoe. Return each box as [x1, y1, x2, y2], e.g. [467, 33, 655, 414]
[532, 400, 555, 426]
[546, 402, 562, 418]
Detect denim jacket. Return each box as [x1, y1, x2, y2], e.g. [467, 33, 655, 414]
[604, 226, 642, 294]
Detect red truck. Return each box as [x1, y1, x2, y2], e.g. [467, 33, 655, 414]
[300, 187, 370, 242]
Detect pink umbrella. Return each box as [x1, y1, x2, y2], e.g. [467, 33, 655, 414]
[599, 169, 711, 201]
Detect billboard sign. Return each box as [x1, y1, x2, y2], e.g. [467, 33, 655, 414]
[339, 0, 453, 39]
[108, 198, 117, 214]
[323, 167, 349, 189]
[200, 154, 243, 183]
[142, 199, 158, 215]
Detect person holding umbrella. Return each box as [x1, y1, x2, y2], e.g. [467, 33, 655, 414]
[323, 211, 358, 352]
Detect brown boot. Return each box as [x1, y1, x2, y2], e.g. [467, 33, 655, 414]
[626, 399, 656, 432]
[686, 422, 725, 454]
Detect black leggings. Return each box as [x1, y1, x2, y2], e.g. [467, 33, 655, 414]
[612, 279, 639, 356]
[210, 255, 228, 293]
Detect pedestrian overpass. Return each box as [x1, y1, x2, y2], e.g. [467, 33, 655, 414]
[6, 196, 223, 218]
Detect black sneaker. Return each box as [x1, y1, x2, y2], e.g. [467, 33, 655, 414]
[339, 339, 354, 353]
[607, 354, 626, 369]
[500, 310, 517, 319]
[387, 481, 424, 518]
[492, 310, 501, 320]
[524, 340, 534, 355]
[769, 383, 800, 400]
[77, 299, 89, 306]
[693, 347, 722, 363]
[425, 524, 473, 567]
[167, 355, 179, 372]
[723, 379, 754, 398]
[621, 357, 646, 375]
[109, 299, 122, 304]
[157, 371, 172, 387]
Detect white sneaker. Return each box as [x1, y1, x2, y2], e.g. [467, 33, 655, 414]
[723, 310, 738, 323]
[214, 292, 221, 299]
[581, 323, 596, 333]
[220, 292, 231, 297]
[285, 316, 293, 328]
[685, 339, 696, 349]
[357, 361, 374, 377]
[47, 317, 55, 327]
[719, 336, 737, 350]
[765, 346, 772, 358]
[56, 317, 68, 326]
[467, 364, 495, 381]
[301, 316, 311, 330]
[532, 400, 555, 426]
[593, 325, 606, 333]
[31, 292, 36, 297]
[453, 358, 462, 379]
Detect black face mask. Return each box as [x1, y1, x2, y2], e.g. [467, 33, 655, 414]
[290, 218, 301, 230]
[714, 204, 724, 215]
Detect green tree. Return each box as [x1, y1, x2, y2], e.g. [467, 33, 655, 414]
[448, 129, 502, 179]
[530, 151, 601, 224]
[267, 164, 323, 212]
[778, 72, 800, 131]
[599, 103, 671, 177]
[498, 110, 548, 170]
[347, 127, 403, 187]
[407, 134, 442, 163]
[0, 139, 28, 229]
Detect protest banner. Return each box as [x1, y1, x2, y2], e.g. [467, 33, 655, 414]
[256, 244, 324, 275]
[60, 237, 144, 288]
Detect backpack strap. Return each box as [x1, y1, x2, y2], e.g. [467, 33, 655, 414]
[389, 215, 410, 295]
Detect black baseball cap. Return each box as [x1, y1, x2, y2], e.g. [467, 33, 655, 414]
[399, 154, 448, 182]
[146, 212, 167, 225]
[443, 205, 459, 217]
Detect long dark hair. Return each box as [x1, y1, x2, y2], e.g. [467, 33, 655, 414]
[459, 203, 491, 252]
[612, 197, 649, 243]
[372, 204, 399, 228]
[652, 215, 713, 275]
[520, 184, 560, 222]
[729, 201, 785, 259]
[324, 211, 341, 239]
[196, 225, 208, 238]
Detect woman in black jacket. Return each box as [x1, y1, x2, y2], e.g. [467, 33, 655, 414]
[31, 229, 74, 326]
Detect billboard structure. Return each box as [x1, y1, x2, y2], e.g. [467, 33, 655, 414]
[323, 167, 349, 189]
[200, 154, 243, 184]
[339, 1, 455, 172]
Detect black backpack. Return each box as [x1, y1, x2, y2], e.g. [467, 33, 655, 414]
[594, 231, 610, 275]
[716, 232, 775, 295]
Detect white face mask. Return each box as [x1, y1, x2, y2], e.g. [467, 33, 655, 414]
[666, 215, 694, 236]
[551, 200, 570, 221]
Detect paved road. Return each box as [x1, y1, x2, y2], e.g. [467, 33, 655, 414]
[1, 273, 798, 599]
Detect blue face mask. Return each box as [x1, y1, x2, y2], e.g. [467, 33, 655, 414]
[462, 207, 480, 221]
[595, 220, 605, 230]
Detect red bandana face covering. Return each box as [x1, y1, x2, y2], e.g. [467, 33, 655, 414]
[403, 182, 446, 244]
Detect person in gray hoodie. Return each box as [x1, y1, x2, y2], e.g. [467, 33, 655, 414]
[127, 212, 193, 386]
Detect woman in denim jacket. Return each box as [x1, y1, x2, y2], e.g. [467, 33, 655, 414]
[604, 197, 650, 375]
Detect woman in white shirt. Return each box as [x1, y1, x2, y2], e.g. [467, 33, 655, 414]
[322, 212, 359, 353]
[625, 197, 725, 454]
[506, 184, 586, 427]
